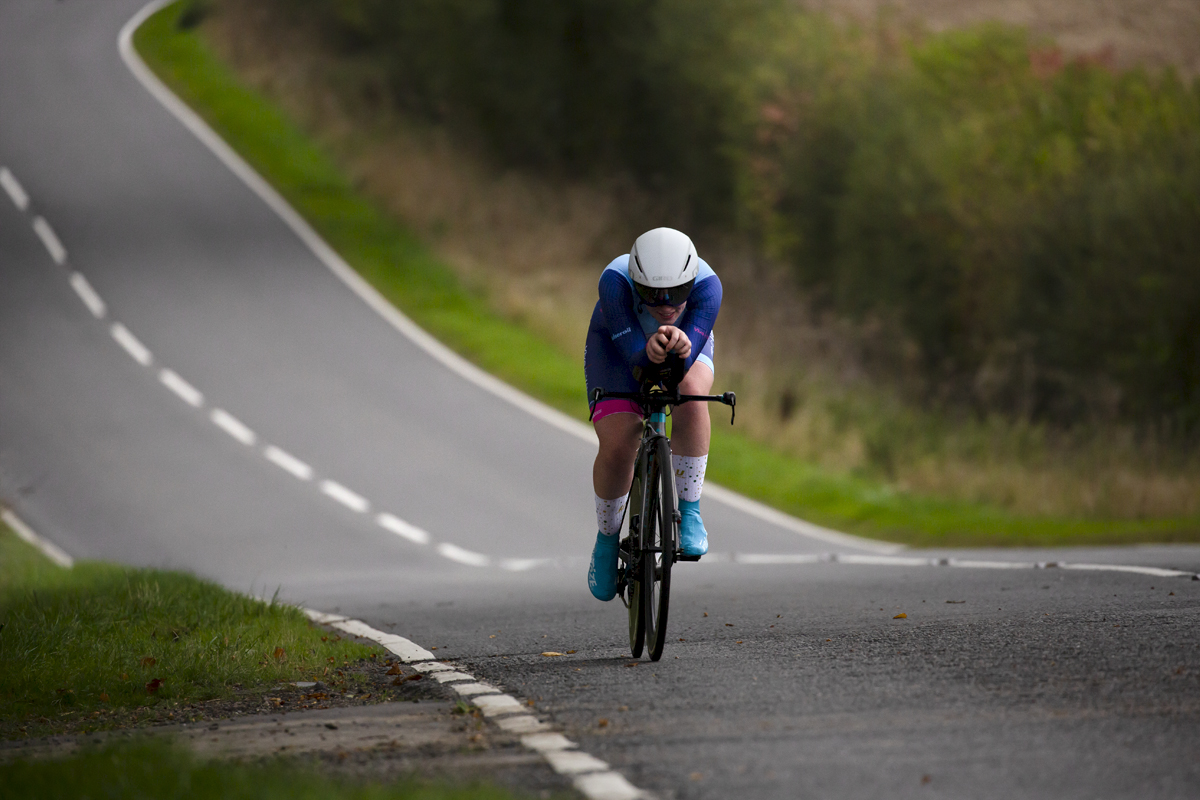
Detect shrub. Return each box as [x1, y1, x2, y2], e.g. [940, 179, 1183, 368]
[288, 0, 1200, 428]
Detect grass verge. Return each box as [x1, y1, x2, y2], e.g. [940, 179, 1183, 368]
[0, 520, 372, 739]
[0, 738, 525, 800]
[133, 1, 1200, 547]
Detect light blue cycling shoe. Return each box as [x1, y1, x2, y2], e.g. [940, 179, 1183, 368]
[588, 531, 619, 601]
[679, 499, 709, 557]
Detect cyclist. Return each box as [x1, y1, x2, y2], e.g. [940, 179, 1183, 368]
[585, 227, 722, 601]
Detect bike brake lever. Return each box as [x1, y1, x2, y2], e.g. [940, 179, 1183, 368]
[723, 391, 736, 425]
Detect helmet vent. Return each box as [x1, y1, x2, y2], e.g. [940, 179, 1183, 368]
[678, 254, 692, 277]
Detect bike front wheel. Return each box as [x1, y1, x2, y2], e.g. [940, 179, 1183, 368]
[626, 470, 645, 659]
[642, 436, 675, 661]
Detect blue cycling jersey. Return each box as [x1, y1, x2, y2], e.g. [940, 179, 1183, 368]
[594, 254, 722, 380]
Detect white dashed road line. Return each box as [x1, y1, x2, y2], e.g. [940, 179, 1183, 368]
[32, 216, 67, 265]
[263, 445, 314, 481]
[159, 368, 205, 408]
[320, 480, 370, 513]
[0, 166, 30, 210]
[69, 272, 107, 318]
[437, 542, 491, 567]
[210, 408, 257, 446]
[110, 322, 153, 366]
[376, 512, 430, 544]
[499, 557, 551, 572]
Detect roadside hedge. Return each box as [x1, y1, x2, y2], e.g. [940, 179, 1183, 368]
[284, 0, 1200, 428]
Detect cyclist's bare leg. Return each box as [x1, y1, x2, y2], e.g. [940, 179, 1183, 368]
[671, 361, 714, 457]
[593, 412, 642, 500]
[589, 412, 641, 600]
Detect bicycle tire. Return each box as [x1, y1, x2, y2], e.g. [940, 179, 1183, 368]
[626, 450, 646, 658]
[643, 436, 675, 661]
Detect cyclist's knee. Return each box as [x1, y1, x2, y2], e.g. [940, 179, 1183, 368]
[679, 361, 714, 395]
[595, 413, 641, 463]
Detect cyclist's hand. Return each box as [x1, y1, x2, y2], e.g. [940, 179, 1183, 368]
[646, 326, 691, 363]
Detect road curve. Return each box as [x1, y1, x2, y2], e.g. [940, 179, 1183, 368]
[1, 2, 1198, 798]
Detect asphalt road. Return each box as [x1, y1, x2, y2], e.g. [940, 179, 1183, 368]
[1, 2, 1198, 798]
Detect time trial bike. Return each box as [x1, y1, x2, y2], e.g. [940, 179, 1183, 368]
[589, 373, 735, 661]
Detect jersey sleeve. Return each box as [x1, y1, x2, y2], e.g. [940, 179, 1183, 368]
[677, 274, 722, 371]
[598, 268, 654, 375]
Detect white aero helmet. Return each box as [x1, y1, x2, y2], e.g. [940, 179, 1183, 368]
[628, 227, 699, 307]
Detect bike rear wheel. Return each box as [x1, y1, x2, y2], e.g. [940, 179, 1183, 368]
[642, 436, 675, 661]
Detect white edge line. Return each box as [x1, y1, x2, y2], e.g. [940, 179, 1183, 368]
[117, 0, 890, 559]
[437, 542, 491, 567]
[210, 408, 257, 445]
[32, 216, 67, 265]
[733, 553, 823, 565]
[574, 771, 650, 800]
[1057, 562, 1194, 579]
[731, 552, 1199, 580]
[69, 272, 107, 318]
[110, 322, 153, 366]
[263, 445, 313, 480]
[320, 480, 370, 513]
[376, 512, 431, 544]
[0, 166, 30, 210]
[159, 368, 205, 408]
[299, 607, 654, 798]
[2, 509, 74, 568]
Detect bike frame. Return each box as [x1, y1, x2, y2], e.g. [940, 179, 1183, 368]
[589, 382, 735, 660]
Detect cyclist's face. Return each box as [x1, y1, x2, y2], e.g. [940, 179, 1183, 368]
[648, 302, 685, 324]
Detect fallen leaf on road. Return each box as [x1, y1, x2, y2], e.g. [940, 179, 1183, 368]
[99, 693, 109, 703]
[703, 612, 708, 617]
[725, 623, 734, 627]
[625, 662, 639, 668]
[392, 674, 422, 685]
[273, 647, 286, 660]
[145, 678, 163, 694]
[566, 650, 577, 654]
[140, 657, 156, 668]
[946, 600, 965, 604]
[325, 723, 338, 730]
[386, 665, 402, 675]
[893, 613, 907, 619]
[598, 718, 609, 728]
[541, 651, 563, 657]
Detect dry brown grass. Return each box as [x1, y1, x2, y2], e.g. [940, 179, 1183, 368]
[800, 0, 1200, 76]
[204, 0, 1200, 520]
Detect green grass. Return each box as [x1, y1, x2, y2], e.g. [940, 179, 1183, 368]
[0, 522, 372, 738]
[133, 1, 1200, 547]
[0, 738, 528, 800]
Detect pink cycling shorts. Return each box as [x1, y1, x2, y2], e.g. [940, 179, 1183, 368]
[591, 398, 644, 422]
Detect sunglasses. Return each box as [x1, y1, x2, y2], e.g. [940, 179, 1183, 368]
[634, 278, 695, 308]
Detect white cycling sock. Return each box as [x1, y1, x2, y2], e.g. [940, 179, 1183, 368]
[595, 493, 629, 536]
[672, 454, 708, 503]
